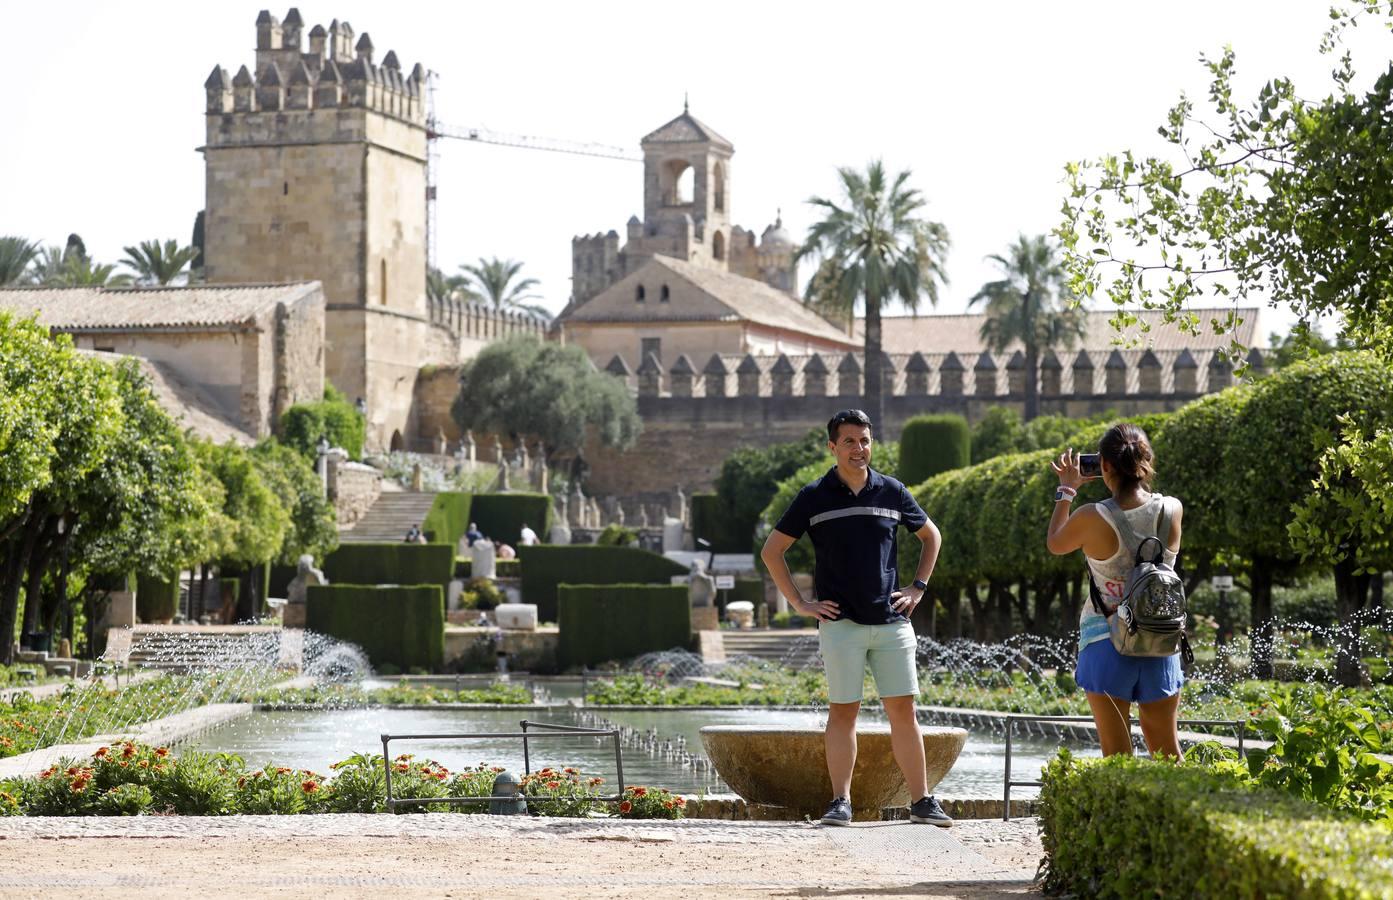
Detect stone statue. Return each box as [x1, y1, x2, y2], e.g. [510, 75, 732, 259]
[615, 503, 626, 527]
[639, 505, 650, 529]
[471, 538, 497, 580]
[688, 558, 716, 609]
[490, 433, 504, 464]
[435, 428, 448, 455]
[284, 554, 327, 628]
[569, 484, 584, 527]
[496, 455, 510, 492]
[675, 484, 688, 526]
[461, 430, 477, 463]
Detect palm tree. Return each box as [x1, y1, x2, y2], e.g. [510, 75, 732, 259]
[969, 234, 1087, 421]
[427, 265, 478, 305]
[32, 245, 132, 287]
[0, 237, 40, 285]
[795, 160, 950, 428]
[121, 239, 199, 285]
[460, 257, 551, 320]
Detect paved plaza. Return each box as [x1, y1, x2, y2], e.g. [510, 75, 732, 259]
[0, 813, 1042, 898]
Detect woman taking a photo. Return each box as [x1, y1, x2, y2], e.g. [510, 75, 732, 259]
[1045, 423, 1184, 758]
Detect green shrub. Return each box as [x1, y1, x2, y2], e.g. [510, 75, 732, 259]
[422, 492, 472, 548]
[557, 584, 690, 667]
[899, 414, 969, 488]
[1040, 751, 1393, 898]
[731, 576, 763, 610]
[518, 545, 688, 622]
[463, 577, 505, 610]
[691, 492, 745, 553]
[321, 543, 455, 595]
[306, 584, 445, 671]
[97, 782, 152, 816]
[471, 493, 551, 546]
[279, 384, 364, 461]
[135, 574, 178, 623]
[771, 611, 816, 629]
[596, 524, 639, 547]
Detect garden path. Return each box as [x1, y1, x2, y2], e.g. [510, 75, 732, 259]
[0, 814, 1042, 898]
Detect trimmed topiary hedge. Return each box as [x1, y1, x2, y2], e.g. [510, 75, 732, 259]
[422, 492, 473, 548]
[557, 584, 691, 667]
[321, 543, 455, 595]
[1040, 751, 1393, 898]
[898, 414, 970, 488]
[691, 492, 746, 553]
[471, 493, 551, 547]
[454, 558, 521, 580]
[518, 545, 689, 622]
[305, 584, 444, 671]
[136, 574, 178, 623]
[731, 576, 763, 610]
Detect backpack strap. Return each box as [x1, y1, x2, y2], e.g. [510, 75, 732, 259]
[1105, 496, 1168, 565]
[1087, 572, 1111, 618]
[1151, 496, 1172, 565]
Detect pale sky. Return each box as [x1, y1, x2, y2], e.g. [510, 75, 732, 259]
[2, 1, 1382, 341]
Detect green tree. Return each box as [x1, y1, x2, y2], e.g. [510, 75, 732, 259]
[1058, 2, 1393, 359]
[120, 239, 199, 285]
[427, 266, 477, 305]
[970, 407, 1026, 464]
[279, 385, 365, 461]
[32, 243, 131, 287]
[1290, 419, 1393, 685]
[1268, 323, 1356, 370]
[795, 160, 950, 428]
[451, 337, 640, 480]
[192, 440, 291, 574]
[969, 235, 1086, 421]
[250, 440, 339, 565]
[459, 257, 550, 319]
[708, 429, 826, 553]
[898, 414, 970, 487]
[0, 236, 39, 285]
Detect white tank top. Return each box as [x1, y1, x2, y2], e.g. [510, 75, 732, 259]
[1078, 494, 1179, 649]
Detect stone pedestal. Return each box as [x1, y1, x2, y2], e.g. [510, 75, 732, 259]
[471, 540, 497, 580]
[549, 521, 572, 545]
[691, 606, 719, 632]
[662, 517, 685, 554]
[108, 591, 136, 628]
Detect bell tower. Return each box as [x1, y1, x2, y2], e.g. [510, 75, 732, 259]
[634, 103, 735, 270]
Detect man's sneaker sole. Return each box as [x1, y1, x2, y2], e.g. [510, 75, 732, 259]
[820, 815, 852, 826]
[910, 814, 953, 827]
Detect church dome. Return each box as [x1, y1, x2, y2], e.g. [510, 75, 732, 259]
[761, 213, 794, 248]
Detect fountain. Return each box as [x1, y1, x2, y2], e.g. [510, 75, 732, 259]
[701, 724, 967, 818]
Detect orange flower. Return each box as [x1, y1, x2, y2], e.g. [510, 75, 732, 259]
[139, 760, 150, 768]
[631, 787, 646, 797]
[118, 761, 128, 768]
[675, 797, 686, 807]
[122, 745, 136, 759]
[619, 800, 632, 814]
[664, 800, 674, 810]
[155, 747, 169, 758]
[94, 746, 109, 758]
[589, 778, 604, 786]
[275, 767, 291, 775]
[66, 767, 79, 776]
[395, 764, 409, 773]
[237, 777, 247, 788]
[491, 766, 505, 773]
[302, 780, 319, 793]
[564, 767, 577, 775]
[546, 780, 561, 790]
[0, 737, 12, 748]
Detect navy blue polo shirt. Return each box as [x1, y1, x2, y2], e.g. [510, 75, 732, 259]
[773, 466, 928, 625]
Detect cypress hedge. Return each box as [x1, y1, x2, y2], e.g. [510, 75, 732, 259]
[321, 543, 455, 595]
[422, 492, 473, 547]
[557, 584, 690, 667]
[518, 545, 689, 622]
[898, 414, 970, 488]
[305, 584, 444, 671]
[136, 574, 178, 623]
[1040, 752, 1393, 898]
[471, 492, 551, 546]
[691, 492, 746, 553]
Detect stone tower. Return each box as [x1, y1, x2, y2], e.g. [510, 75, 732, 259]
[201, 8, 429, 449]
[568, 107, 798, 309]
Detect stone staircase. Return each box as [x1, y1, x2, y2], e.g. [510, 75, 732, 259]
[118, 625, 287, 671]
[339, 491, 438, 543]
[720, 629, 821, 668]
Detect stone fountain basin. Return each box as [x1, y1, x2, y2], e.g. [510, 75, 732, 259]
[700, 724, 968, 817]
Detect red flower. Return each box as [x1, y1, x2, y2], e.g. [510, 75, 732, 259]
[122, 745, 136, 759]
[94, 746, 109, 758]
[675, 797, 686, 807]
[155, 747, 169, 758]
[564, 767, 577, 775]
[139, 760, 150, 768]
[589, 778, 604, 786]
[546, 780, 561, 790]
[631, 787, 646, 797]
[276, 767, 291, 775]
[66, 767, 79, 776]
[237, 777, 247, 788]
[302, 780, 319, 793]
[395, 764, 409, 773]
[619, 800, 632, 814]
[664, 801, 674, 810]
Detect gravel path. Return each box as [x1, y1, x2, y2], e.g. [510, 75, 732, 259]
[0, 814, 1044, 898]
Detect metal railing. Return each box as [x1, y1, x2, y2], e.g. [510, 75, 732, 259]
[1002, 714, 1247, 821]
[381, 719, 625, 812]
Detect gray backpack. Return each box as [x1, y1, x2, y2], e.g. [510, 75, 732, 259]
[1088, 496, 1193, 665]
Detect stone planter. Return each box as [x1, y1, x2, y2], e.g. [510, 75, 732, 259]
[700, 724, 968, 818]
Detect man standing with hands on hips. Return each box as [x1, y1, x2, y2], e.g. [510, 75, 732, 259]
[760, 409, 949, 826]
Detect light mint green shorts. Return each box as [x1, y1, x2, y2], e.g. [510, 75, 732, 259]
[818, 618, 919, 704]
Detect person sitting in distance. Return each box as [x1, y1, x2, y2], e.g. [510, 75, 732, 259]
[403, 523, 423, 543]
[495, 541, 516, 560]
[465, 522, 485, 546]
[518, 522, 539, 546]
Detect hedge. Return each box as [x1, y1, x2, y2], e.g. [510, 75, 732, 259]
[518, 545, 689, 622]
[1039, 752, 1393, 898]
[471, 493, 551, 547]
[691, 492, 746, 553]
[898, 414, 970, 488]
[422, 492, 472, 548]
[136, 574, 178, 623]
[557, 584, 690, 667]
[730, 576, 763, 610]
[321, 543, 455, 596]
[305, 584, 444, 671]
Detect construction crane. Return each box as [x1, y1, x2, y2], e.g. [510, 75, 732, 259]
[422, 71, 640, 270]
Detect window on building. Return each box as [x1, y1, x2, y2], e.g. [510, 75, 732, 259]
[713, 162, 725, 211]
[660, 284, 671, 302]
[641, 337, 661, 364]
[664, 159, 693, 206]
[636, 285, 646, 303]
[712, 231, 725, 261]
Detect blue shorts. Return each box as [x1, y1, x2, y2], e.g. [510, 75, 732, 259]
[1075, 639, 1183, 704]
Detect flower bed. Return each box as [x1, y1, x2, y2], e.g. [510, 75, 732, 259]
[254, 681, 533, 707]
[0, 741, 684, 819]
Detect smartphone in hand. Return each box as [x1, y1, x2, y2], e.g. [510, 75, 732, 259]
[1079, 453, 1101, 477]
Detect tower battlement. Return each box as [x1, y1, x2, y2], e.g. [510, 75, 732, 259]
[205, 9, 426, 126]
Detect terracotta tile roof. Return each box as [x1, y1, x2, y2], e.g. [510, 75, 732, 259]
[852, 307, 1260, 354]
[641, 111, 733, 150]
[0, 282, 322, 331]
[562, 256, 857, 347]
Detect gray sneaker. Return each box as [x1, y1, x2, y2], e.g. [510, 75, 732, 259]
[909, 795, 953, 827]
[820, 797, 852, 826]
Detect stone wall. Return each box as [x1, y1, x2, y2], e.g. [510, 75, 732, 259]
[70, 331, 246, 429]
[274, 290, 327, 419]
[328, 459, 382, 528]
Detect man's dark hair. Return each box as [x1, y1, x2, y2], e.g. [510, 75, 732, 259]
[827, 408, 872, 442]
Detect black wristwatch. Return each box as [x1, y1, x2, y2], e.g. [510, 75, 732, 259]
[912, 578, 929, 592]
